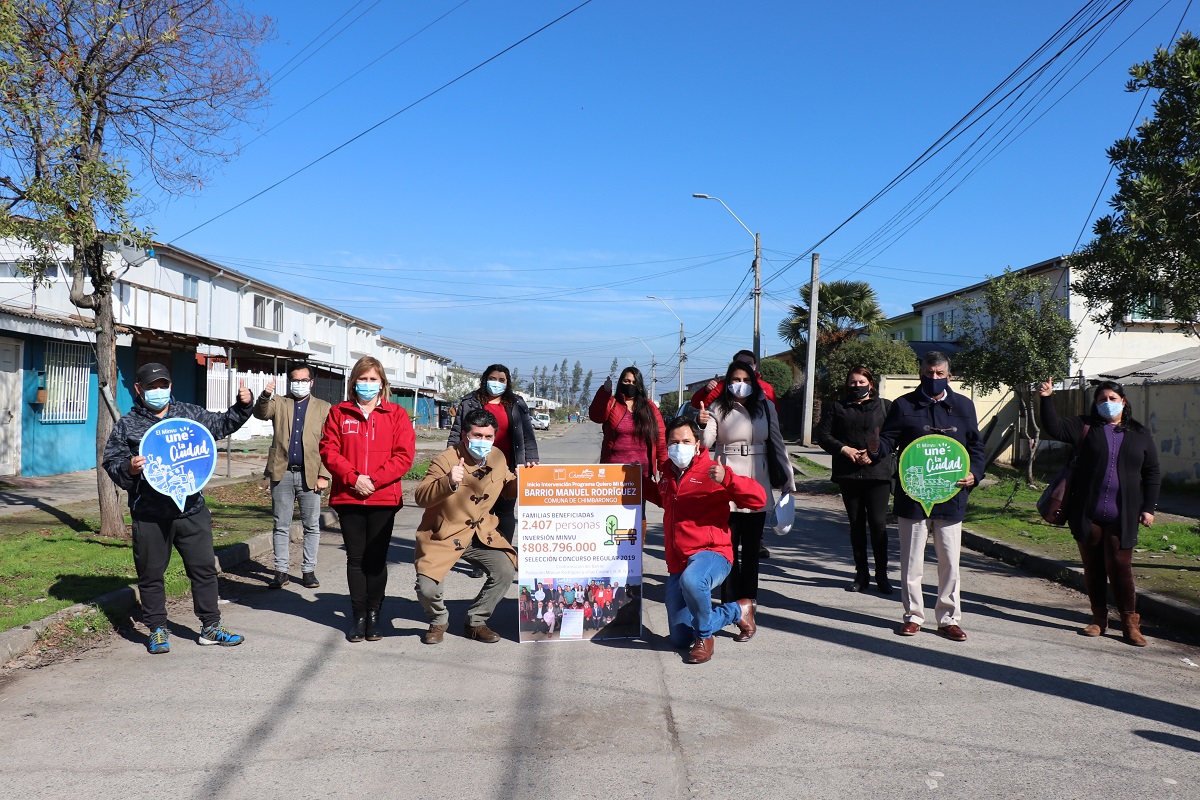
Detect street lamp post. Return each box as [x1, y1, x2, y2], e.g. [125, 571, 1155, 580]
[647, 296, 685, 412]
[692, 193, 761, 362]
[632, 336, 657, 401]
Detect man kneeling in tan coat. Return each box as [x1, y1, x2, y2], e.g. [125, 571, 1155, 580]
[414, 408, 518, 644]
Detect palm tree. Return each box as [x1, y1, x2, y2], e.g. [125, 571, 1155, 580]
[776, 280, 886, 351]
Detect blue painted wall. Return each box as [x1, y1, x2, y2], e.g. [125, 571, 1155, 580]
[393, 392, 438, 426]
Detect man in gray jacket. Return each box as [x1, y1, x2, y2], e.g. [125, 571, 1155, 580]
[255, 364, 332, 590]
[102, 363, 254, 654]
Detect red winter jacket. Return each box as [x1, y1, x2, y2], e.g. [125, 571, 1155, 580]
[588, 385, 667, 470]
[320, 400, 416, 507]
[690, 374, 776, 409]
[644, 446, 766, 574]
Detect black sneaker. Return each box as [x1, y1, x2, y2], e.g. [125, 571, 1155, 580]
[759, 545, 771, 560]
[301, 572, 320, 589]
[267, 571, 289, 590]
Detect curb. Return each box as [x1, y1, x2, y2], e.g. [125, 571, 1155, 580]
[1, 525, 280, 665]
[960, 527, 1200, 634]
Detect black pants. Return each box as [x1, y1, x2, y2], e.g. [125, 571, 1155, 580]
[131, 506, 219, 631]
[492, 496, 517, 544]
[721, 511, 767, 603]
[1078, 522, 1137, 615]
[335, 505, 399, 615]
[839, 479, 891, 578]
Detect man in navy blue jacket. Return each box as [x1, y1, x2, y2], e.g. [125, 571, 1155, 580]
[869, 351, 984, 642]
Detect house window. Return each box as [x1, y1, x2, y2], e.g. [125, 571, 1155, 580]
[252, 295, 283, 332]
[42, 342, 92, 423]
[1130, 294, 1169, 321]
[182, 274, 199, 300]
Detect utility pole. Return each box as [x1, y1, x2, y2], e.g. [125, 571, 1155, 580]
[753, 231, 761, 362]
[801, 253, 820, 446]
[677, 321, 686, 410]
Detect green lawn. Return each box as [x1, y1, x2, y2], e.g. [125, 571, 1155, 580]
[964, 469, 1200, 607]
[0, 480, 274, 633]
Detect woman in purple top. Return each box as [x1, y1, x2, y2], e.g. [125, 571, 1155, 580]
[1038, 380, 1160, 646]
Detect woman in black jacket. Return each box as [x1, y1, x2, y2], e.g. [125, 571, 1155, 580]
[447, 364, 540, 545]
[817, 366, 895, 593]
[1039, 380, 1160, 646]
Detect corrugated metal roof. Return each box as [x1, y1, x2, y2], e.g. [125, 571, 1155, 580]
[1097, 346, 1200, 382]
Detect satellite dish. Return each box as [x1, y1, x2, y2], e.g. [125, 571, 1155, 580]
[119, 239, 155, 267]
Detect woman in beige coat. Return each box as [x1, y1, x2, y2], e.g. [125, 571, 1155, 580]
[699, 362, 795, 628]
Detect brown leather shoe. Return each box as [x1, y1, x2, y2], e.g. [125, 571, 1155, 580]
[734, 598, 756, 642]
[422, 623, 447, 645]
[897, 622, 921, 636]
[937, 624, 968, 642]
[1121, 612, 1147, 647]
[686, 637, 714, 664]
[464, 622, 501, 643]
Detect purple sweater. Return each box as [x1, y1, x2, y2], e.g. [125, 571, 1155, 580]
[1091, 424, 1124, 523]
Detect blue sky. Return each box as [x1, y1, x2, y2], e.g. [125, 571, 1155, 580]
[149, 0, 1194, 392]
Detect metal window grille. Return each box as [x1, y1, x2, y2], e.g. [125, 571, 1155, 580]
[253, 295, 267, 328]
[272, 299, 283, 332]
[43, 341, 92, 423]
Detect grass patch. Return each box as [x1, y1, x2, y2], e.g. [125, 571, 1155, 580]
[965, 470, 1200, 607]
[792, 455, 833, 476]
[0, 479, 272, 634]
[403, 457, 433, 481]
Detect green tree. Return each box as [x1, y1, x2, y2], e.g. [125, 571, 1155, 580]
[946, 268, 1076, 486]
[757, 357, 793, 399]
[579, 369, 593, 408]
[1072, 32, 1200, 337]
[821, 336, 918, 398]
[0, 1, 270, 536]
[659, 390, 681, 415]
[558, 357, 570, 404]
[608, 357, 619, 382]
[569, 360, 583, 406]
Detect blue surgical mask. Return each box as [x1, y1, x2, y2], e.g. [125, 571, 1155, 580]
[467, 438, 493, 460]
[143, 388, 171, 410]
[1096, 400, 1123, 420]
[486, 380, 506, 396]
[667, 443, 695, 470]
[356, 382, 380, 402]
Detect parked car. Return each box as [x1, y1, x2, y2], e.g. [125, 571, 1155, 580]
[533, 412, 551, 430]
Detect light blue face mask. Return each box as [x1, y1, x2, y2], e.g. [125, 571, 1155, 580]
[1096, 400, 1123, 420]
[356, 382, 381, 402]
[467, 438, 493, 460]
[486, 380, 506, 396]
[143, 388, 171, 410]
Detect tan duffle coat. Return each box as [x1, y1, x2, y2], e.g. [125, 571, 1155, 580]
[413, 443, 517, 583]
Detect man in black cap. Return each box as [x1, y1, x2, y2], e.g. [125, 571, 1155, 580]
[102, 362, 254, 654]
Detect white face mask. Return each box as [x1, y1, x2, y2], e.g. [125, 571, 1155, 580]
[728, 381, 752, 399]
[667, 443, 695, 469]
[290, 381, 311, 399]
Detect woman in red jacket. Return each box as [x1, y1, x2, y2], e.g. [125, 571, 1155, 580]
[645, 417, 765, 664]
[320, 356, 416, 643]
[589, 366, 666, 478]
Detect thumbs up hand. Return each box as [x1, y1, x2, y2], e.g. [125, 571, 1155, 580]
[708, 462, 726, 484]
[237, 379, 252, 405]
[265, 377, 276, 395]
[450, 457, 466, 486]
[697, 401, 710, 427]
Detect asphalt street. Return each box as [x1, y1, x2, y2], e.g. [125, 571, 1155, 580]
[0, 423, 1197, 800]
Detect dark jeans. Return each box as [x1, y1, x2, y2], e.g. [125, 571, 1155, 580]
[131, 506, 219, 631]
[839, 479, 891, 578]
[721, 511, 766, 603]
[492, 496, 517, 544]
[1078, 522, 1136, 615]
[335, 505, 399, 615]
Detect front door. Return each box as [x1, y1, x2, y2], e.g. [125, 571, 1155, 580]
[0, 338, 22, 475]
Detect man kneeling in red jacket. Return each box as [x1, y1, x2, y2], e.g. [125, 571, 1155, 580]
[645, 416, 766, 664]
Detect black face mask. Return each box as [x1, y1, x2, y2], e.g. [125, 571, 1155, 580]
[921, 375, 949, 397]
[849, 386, 870, 400]
[616, 384, 634, 398]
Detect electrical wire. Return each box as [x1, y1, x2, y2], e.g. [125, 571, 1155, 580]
[168, 0, 598, 244]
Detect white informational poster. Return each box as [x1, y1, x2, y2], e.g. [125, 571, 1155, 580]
[516, 464, 643, 642]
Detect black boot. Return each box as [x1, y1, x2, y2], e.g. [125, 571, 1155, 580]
[845, 570, 871, 592]
[365, 610, 382, 641]
[346, 614, 367, 643]
[875, 570, 893, 595]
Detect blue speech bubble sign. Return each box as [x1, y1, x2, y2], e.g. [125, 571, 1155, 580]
[139, 418, 218, 512]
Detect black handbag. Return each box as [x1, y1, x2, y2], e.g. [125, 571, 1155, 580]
[1037, 423, 1090, 526]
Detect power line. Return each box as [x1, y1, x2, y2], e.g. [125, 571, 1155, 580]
[268, 0, 381, 87]
[168, 0, 598, 243]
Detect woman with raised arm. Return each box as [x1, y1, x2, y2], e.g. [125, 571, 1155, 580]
[589, 366, 667, 478]
[1039, 380, 1160, 646]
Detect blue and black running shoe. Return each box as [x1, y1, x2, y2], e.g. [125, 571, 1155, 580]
[147, 627, 170, 655]
[198, 624, 244, 647]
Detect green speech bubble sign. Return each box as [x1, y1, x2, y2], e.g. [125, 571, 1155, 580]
[898, 434, 971, 516]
